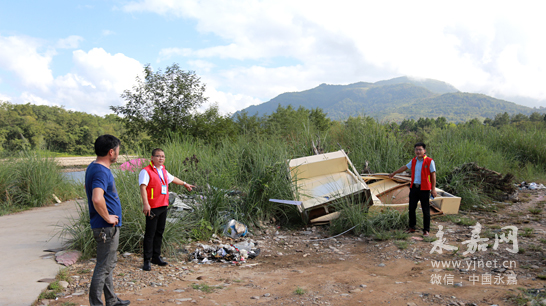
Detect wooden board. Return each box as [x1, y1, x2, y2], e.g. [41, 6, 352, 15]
[310, 211, 341, 223]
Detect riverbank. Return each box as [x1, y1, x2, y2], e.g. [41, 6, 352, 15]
[57, 155, 139, 170]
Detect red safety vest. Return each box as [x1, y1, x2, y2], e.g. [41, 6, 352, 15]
[410, 156, 433, 190]
[144, 163, 169, 209]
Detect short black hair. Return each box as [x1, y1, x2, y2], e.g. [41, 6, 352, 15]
[94, 135, 121, 157]
[414, 142, 426, 149]
[151, 148, 164, 156]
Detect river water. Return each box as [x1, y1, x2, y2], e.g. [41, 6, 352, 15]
[62, 170, 86, 183]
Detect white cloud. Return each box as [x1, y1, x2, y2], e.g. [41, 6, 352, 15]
[7, 47, 143, 115]
[0, 92, 12, 102]
[56, 35, 84, 49]
[19, 92, 57, 106]
[125, 0, 546, 107]
[71, 48, 143, 94]
[187, 60, 215, 73]
[102, 30, 115, 36]
[158, 47, 192, 62]
[49, 48, 143, 114]
[0, 35, 54, 91]
[202, 86, 262, 115]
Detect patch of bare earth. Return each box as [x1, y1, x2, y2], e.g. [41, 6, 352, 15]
[44, 190, 546, 306]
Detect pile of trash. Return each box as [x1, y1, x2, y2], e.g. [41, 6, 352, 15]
[517, 182, 546, 190]
[182, 218, 259, 264]
[444, 162, 517, 200]
[189, 241, 260, 264]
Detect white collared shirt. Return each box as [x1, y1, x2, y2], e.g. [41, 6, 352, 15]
[138, 165, 174, 186]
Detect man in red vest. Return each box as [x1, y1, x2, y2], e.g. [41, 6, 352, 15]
[389, 142, 437, 236]
[139, 148, 195, 271]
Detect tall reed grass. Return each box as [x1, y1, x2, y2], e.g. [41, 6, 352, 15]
[63, 119, 546, 255]
[0, 151, 81, 215]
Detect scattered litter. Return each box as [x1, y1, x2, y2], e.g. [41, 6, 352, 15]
[410, 236, 424, 241]
[223, 219, 247, 238]
[189, 242, 260, 264]
[518, 182, 546, 190]
[52, 194, 61, 204]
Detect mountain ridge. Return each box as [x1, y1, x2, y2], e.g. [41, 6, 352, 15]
[237, 76, 544, 122]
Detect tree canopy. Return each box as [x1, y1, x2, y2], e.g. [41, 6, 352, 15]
[111, 63, 207, 142]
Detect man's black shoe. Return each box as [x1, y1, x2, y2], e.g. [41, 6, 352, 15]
[111, 299, 131, 306]
[151, 257, 168, 266]
[143, 260, 151, 271]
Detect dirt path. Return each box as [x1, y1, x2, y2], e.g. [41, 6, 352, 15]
[0, 200, 80, 306]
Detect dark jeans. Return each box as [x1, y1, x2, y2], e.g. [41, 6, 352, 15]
[408, 186, 431, 232]
[89, 226, 120, 306]
[143, 206, 168, 260]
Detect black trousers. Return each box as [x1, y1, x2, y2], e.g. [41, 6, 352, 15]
[408, 186, 431, 232]
[143, 206, 168, 260]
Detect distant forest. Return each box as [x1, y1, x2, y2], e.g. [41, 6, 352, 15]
[1, 101, 545, 156]
[0, 102, 122, 155]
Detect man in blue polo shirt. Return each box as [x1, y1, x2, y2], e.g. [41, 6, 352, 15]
[85, 135, 129, 306]
[389, 142, 437, 237]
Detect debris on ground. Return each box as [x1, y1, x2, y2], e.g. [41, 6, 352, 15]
[443, 162, 517, 200]
[189, 241, 260, 264]
[223, 219, 248, 238]
[518, 182, 546, 190]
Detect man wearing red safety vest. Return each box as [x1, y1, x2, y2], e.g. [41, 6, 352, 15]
[139, 148, 195, 271]
[389, 142, 437, 237]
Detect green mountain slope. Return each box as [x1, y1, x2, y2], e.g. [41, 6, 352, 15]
[237, 76, 545, 122]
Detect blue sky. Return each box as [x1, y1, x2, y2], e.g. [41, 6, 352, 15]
[1, 0, 546, 116]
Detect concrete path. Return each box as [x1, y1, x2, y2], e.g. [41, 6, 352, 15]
[0, 200, 82, 306]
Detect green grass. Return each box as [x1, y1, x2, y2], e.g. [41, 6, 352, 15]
[0, 151, 83, 216]
[294, 286, 306, 295]
[191, 283, 222, 293]
[528, 207, 542, 215]
[454, 217, 477, 226]
[56, 268, 70, 282]
[63, 136, 305, 258]
[38, 290, 57, 300]
[528, 244, 541, 252]
[519, 227, 534, 238]
[77, 268, 91, 274]
[59, 120, 546, 259]
[394, 240, 409, 250]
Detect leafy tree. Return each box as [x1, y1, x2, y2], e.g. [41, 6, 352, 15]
[510, 113, 528, 123]
[111, 63, 207, 142]
[492, 112, 510, 127]
[309, 107, 331, 132]
[0, 101, 122, 155]
[529, 112, 543, 122]
[187, 104, 238, 142]
[235, 111, 264, 135]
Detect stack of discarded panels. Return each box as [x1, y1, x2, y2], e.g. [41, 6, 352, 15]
[287, 150, 461, 224]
